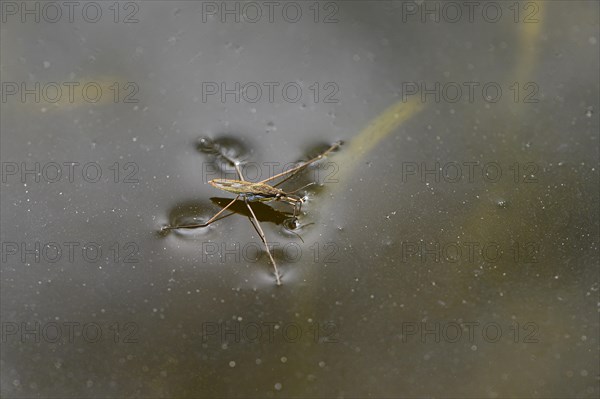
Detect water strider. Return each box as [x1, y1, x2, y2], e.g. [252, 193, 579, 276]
[162, 139, 343, 285]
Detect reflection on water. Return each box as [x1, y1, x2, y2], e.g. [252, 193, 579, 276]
[1, 1, 598, 398]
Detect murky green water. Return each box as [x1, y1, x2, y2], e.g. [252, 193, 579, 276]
[1, 1, 598, 397]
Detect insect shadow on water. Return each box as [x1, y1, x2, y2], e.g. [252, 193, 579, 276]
[161, 137, 343, 286]
[161, 198, 299, 238]
[209, 198, 306, 232]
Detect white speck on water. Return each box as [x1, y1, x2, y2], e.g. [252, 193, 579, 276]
[274, 382, 282, 391]
[280, 356, 287, 363]
[229, 361, 236, 367]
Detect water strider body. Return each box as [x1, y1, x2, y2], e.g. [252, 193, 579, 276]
[208, 179, 304, 216]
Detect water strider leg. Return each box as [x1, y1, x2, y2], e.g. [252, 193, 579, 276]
[164, 148, 248, 231]
[217, 149, 245, 181]
[287, 182, 316, 194]
[262, 142, 342, 185]
[244, 198, 282, 286]
[162, 195, 240, 231]
[294, 201, 302, 218]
